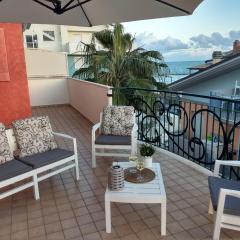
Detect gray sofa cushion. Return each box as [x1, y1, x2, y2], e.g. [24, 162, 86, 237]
[12, 116, 58, 158]
[0, 123, 14, 164]
[95, 135, 131, 145]
[0, 160, 32, 181]
[208, 176, 240, 216]
[101, 106, 134, 136]
[18, 148, 74, 169]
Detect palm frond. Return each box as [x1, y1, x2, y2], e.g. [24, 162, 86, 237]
[72, 66, 93, 78]
[94, 30, 113, 49]
[73, 23, 169, 91]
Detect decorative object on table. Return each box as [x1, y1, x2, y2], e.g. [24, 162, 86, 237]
[124, 167, 156, 184]
[136, 157, 145, 182]
[128, 155, 138, 174]
[140, 143, 155, 168]
[108, 165, 124, 191]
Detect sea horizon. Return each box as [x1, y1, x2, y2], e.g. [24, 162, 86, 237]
[164, 60, 204, 84]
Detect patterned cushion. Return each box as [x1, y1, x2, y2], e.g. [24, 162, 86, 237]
[0, 123, 14, 164]
[12, 116, 57, 157]
[101, 106, 135, 136]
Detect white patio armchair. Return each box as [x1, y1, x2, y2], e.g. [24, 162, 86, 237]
[92, 106, 138, 168]
[208, 160, 240, 240]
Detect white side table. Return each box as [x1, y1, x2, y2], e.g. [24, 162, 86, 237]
[105, 162, 167, 235]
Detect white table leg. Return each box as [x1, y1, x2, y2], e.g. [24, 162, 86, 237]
[105, 193, 111, 233]
[161, 200, 167, 236]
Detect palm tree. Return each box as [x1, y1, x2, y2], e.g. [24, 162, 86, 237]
[73, 24, 169, 103]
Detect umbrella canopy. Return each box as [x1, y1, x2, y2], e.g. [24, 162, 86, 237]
[0, 0, 203, 26]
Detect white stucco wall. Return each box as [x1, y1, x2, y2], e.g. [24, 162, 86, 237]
[24, 25, 63, 52]
[23, 24, 108, 53]
[28, 78, 69, 106]
[68, 78, 111, 123]
[25, 49, 70, 106]
[25, 48, 68, 77]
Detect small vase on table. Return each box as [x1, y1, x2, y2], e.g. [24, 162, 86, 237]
[139, 143, 155, 168]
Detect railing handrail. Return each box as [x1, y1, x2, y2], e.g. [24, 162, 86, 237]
[111, 87, 240, 103]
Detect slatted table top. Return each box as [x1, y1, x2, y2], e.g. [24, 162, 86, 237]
[105, 162, 166, 204]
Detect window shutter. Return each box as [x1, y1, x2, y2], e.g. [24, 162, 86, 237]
[0, 28, 10, 82]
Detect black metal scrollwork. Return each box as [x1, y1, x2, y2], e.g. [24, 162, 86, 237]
[114, 88, 240, 179]
[128, 95, 238, 167]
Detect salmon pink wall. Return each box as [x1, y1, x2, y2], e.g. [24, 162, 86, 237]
[68, 78, 111, 123]
[0, 23, 31, 126]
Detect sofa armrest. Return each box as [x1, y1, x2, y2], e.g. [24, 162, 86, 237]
[53, 132, 75, 140]
[214, 160, 240, 176]
[53, 132, 77, 155]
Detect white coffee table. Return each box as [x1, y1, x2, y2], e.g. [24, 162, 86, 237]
[105, 162, 167, 235]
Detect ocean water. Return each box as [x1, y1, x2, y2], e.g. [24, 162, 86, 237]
[164, 61, 203, 84]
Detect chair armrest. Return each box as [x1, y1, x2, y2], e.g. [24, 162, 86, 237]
[217, 188, 240, 216]
[131, 123, 138, 135]
[53, 132, 75, 140]
[92, 123, 101, 134]
[221, 188, 240, 199]
[214, 160, 240, 176]
[92, 123, 101, 146]
[133, 123, 138, 131]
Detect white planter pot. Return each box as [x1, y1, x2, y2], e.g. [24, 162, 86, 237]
[144, 157, 152, 168]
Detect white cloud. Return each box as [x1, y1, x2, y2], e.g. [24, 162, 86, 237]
[135, 30, 240, 61]
[136, 33, 188, 52]
[163, 48, 213, 62]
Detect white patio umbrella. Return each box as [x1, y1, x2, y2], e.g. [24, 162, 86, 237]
[0, 0, 203, 26]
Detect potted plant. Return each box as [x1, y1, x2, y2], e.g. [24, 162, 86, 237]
[139, 143, 155, 167]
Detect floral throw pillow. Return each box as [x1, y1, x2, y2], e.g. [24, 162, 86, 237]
[101, 106, 135, 136]
[13, 116, 58, 157]
[0, 123, 14, 164]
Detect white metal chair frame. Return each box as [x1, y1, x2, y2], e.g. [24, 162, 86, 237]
[92, 113, 138, 168]
[208, 160, 240, 240]
[0, 129, 79, 200]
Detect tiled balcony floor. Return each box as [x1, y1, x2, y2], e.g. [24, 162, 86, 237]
[0, 105, 239, 240]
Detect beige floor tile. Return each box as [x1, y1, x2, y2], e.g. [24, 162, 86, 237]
[1, 105, 239, 240]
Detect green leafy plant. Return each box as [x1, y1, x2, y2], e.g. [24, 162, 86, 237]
[73, 24, 169, 93]
[140, 144, 155, 157]
[207, 135, 213, 141]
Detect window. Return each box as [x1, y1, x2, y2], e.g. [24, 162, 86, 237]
[25, 34, 38, 48]
[43, 31, 55, 41]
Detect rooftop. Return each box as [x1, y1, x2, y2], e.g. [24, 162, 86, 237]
[0, 105, 238, 240]
[169, 53, 240, 90]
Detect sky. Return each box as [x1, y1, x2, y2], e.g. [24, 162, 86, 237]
[123, 0, 240, 62]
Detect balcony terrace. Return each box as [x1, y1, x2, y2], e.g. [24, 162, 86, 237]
[0, 105, 238, 240]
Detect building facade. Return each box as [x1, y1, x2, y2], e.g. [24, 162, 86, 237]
[23, 24, 108, 76]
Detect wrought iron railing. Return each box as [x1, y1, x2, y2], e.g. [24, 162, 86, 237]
[112, 87, 240, 179]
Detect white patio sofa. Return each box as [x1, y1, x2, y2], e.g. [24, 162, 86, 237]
[0, 129, 79, 200]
